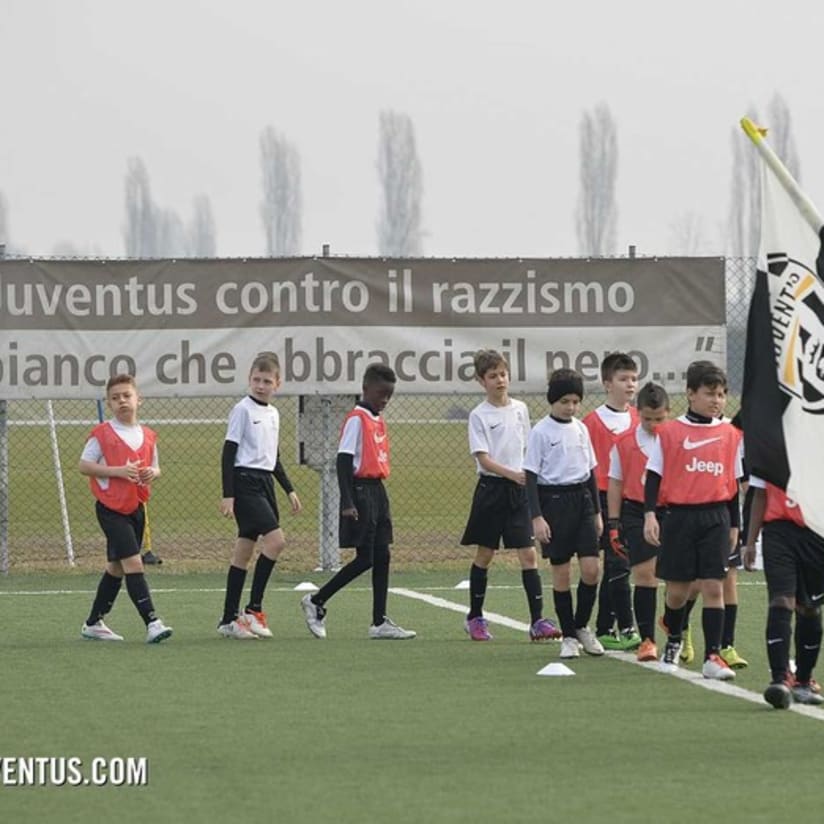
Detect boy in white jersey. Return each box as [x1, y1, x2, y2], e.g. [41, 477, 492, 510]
[643, 361, 743, 680]
[460, 349, 561, 642]
[524, 368, 605, 659]
[607, 382, 669, 662]
[80, 374, 173, 644]
[583, 353, 640, 651]
[217, 352, 302, 639]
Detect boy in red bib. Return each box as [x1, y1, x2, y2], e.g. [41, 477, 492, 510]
[643, 361, 742, 679]
[301, 364, 415, 640]
[607, 382, 670, 662]
[583, 353, 640, 651]
[80, 374, 172, 644]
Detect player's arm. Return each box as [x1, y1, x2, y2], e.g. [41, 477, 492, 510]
[337, 415, 361, 519]
[138, 442, 160, 484]
[743, 479, 767, 571]
[643, 470, 662, 547]
[273, 449, 301, 514]
[475, 452, 525, 485]
[79, 437, 140, 482]
[525, 469, 550, 544]
[219, 440, 238, 517]
[587, 470, 603, 538]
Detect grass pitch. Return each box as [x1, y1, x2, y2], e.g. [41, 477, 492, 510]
[1, 568, 822, 823]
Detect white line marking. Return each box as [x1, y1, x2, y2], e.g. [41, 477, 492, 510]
[389, 587, 824, 721]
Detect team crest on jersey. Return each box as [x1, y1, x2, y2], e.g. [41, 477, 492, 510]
[767, 253, 824, 413]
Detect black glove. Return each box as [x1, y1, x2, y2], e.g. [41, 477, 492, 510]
[608, 518, 628, 560]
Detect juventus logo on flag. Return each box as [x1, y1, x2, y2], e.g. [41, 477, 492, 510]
[740, 117, 824, 538]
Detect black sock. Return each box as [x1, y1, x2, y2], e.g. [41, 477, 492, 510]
[795, 610, 823, 683]
[663, 604, 686, 642]
[521, 568, 543, 624]
[86, 571, 122, 626]
[683, 597, 697, 630]
[314, 546, 372, 605]
[246, 554, 276, 613]
[702, 606, 724, 658]
[766, 605, 793, 682]
[722, 603, 738, 648]
[595, 575, 614, 635]
[468, 564, 489, 620]
[574, 581, 598, 629]
[221, 565, 247, 625]
[125, 572, 157, 626]
[553, 589, 575, 637]
[609, 573, 634, 631]
[371, 545, 390, 625]
[634, 585, 657, 642]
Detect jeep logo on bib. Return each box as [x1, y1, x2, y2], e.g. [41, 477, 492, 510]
[685, 457, 724, 476]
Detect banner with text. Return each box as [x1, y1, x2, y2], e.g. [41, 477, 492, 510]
[0, 257, 725, 398]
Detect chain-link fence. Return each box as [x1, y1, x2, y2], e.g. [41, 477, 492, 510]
[1, 256, 757, 574]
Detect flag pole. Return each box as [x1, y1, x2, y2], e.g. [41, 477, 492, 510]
[740, 116, 823, 234]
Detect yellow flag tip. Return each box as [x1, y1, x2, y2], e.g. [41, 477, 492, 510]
[740, 117, 768, 142]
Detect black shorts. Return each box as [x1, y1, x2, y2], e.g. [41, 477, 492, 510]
[233, 469, 281, 540]
[763, 519, 824, 606]
[621, 499, 658, 567]
[460, 476, 533, 549]
[537, 484, 599, 566]
[95, 501, 144, 562]
[340, 479, 393, 549]
[656, 503, 729, 582]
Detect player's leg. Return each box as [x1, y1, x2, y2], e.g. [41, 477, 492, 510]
[242, 527, 285, 638]
[719, 544, 748, 668]
[632, 556, 658, 661]
[572, 498, 604, 656]
[82, 556, 125, 641]
[461, 478, 506, 637]
[789, 530, 824, 703]
[517, 545, 561, 640]
[761, 520, 799, 707]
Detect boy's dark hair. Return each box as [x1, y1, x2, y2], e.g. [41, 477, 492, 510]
[547, 367, 584, 404]
[637, 381, 669, 410]
[363, 362, 397, 387]
[106, 373, 137, 394]
[251, 351, 280, 374]
[601, 352, 638, 382]
[473, 349, 508, 379]
[686, 360, 727, 392]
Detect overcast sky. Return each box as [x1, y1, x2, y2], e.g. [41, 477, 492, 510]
[1, 0, 822, 260]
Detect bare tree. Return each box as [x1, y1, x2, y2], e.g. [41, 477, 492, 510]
[376, 109, 423, 257]
[575, 102, 618, 256]
[767, 92, 801, 181]
[260, 126, 302, 256]
[190, 194, 217, 257]
[156, 208, 189, 257]
[124, 156, 158, 257]
[728, 105, 761, 258]
[668, 211, 710, 256]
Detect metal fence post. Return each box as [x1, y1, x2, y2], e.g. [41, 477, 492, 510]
[0, 243, 7, 573]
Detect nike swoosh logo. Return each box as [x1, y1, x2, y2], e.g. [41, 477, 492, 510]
[490, 423, 502, 430]
[550, 440, 561, 447]
[767, 638, 782, 645]
[683, 436, 721, 450]
[374, 434, 387, 443]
